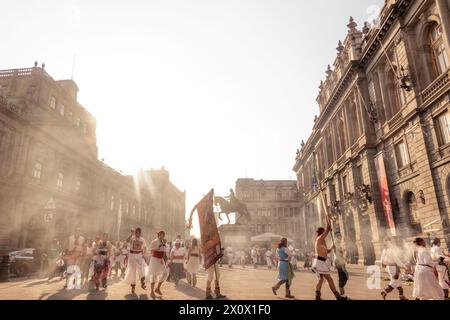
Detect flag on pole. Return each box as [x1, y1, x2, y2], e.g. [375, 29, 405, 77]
[191, 189, 223, 270]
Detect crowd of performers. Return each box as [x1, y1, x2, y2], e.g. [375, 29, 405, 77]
[269, 217, 450, 300]
[45, 227, 225, 300]
[220, 246, 308, 270]
[43, 223, 450, 300]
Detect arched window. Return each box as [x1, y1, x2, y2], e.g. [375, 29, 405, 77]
[428, 23, 449, 79]
[405, 191, 422, 235]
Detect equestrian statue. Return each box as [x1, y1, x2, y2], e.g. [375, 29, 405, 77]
[214, 189, 251, 225]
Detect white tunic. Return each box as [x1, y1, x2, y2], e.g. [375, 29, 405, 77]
[147, 239, 167, 276]
[124, 237, 147, 285]
[185, 246, 201, 273]
[413, 247, 445, 300]
[430, 245, 446, 262]
[170, 247, 186, 264]
[381, 247, 404, 288]
[430, 245, 450, 289]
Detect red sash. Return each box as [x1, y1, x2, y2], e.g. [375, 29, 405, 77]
[152, 251, 164, 259]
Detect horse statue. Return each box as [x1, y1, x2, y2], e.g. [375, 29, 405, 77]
[214, 196, 251, 225]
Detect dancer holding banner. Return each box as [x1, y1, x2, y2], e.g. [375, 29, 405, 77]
[188, 189, 226, 300]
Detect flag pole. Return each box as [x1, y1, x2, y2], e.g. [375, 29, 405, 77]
[313, 151, 336, 251]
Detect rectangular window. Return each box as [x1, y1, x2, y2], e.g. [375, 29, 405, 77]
[394, 141, 410, 169]
[111, 195, 115, 211]
[436, 111, 450, 146]
[75, 179, 81, 192]
[354, 165, 363, 186]
[436, 42, 449, 74]
[33, 162, 42, 179]
[342, 175, 349, 195]
[56, 172, 64, 189]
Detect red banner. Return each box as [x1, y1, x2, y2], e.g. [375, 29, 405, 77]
[374, 153, 397, 236]
[195, 189, 223, 269]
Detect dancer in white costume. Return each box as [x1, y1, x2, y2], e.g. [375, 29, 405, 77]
[430, 238, 450, 300]
[412, 237, 444, 300]
[124, 228, 147, 294]
[185, 238, 201, 287]
[147, 230, 168, 299]
[380, 239, 408, 300]
[265, 249, 273, 270]
[169, 240, 186, 286]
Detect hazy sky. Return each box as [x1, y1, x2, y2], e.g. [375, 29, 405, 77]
[1, 0, 383, 233]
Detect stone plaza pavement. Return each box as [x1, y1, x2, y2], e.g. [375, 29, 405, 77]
[0, 264, 414, 300]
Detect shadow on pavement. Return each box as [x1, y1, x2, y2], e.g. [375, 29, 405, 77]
[175, 281, 230, 300]
[26, 279, 51, 287]
[124, 293, 150, 300]
[86, 290, 108, 300]
[47, 288, 88, 300]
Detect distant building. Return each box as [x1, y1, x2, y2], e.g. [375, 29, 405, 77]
[134, 167, 186, 241]
[0, 65, 185, 252]
[223, 178, 304, 247]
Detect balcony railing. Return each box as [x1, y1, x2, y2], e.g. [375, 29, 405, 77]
[0, 68, 34, 78]
[421, 70, 450, 103]
[0, 67, 53, 81]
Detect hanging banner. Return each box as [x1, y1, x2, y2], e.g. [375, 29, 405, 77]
[193, 189, 223, 269]
[374, 153, 397, 236]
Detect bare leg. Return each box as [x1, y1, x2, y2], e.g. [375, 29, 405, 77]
[155, 282, 163, 295]
[324, 274, 345, 300]
[315, 275, 324, 300]
[324, 274, 337, 293]
[206, 280, 213, 299]
[316, 275, 324, 292]
[150, 282, 156, 298]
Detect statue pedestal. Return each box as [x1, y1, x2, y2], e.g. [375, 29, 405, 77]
[218, 224, 252, 249]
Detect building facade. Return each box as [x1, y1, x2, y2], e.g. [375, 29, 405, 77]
[293, 0, 450, 265]
[235, 178, 304, 246]
[0, 65, 185, 253]
[134, 167, 186, 241]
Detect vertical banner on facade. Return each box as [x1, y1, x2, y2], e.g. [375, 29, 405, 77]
[374, 153, 397, 236]
[194, 189, 223, 269]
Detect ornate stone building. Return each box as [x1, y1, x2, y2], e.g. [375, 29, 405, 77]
[0, 64, 185, 252]
[235, 179, 304, 245]
[293, 0, 450, 265]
